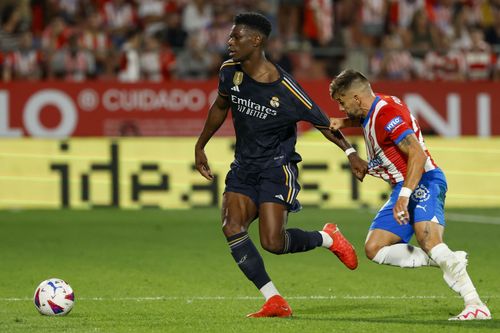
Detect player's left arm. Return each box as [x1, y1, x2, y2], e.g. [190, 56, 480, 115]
[318, 128, 368, 182]
[393, 133, 428, 224]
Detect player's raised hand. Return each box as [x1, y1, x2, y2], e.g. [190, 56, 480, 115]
[195, 148, 214, 180]
[348, 154, 368, 182]
[329, 118, 344, 131]
[393, 197, 410, 225]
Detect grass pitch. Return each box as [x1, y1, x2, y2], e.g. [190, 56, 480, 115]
[0, 208, 498, 332]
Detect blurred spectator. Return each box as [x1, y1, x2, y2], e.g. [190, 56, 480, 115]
[484, 0, 500, 49]
[41, 16, 72, 52]
[464, 26, 495, 80]
[80, 10, 110, 76]
[429, 0, 454, 37]
[424, 31, 466, 81]
[404, 9, 437, 60]
[303, 0, 334, 47]
[0, 4, 22, 53]
[174, 34, 213, 80]
[360, 0, 387, 48]
[277, 0, 301, 47]
[182, 0, 213, 34]
[371, 33, 414, 80]
[101, 0, 137, 47]
[2, 31, 44, 81]
[118, 29, 141, 82]
[392, 0, 425, 30]
[50, 33, 96, 81]
[201, 4, 233, 57]
[266, 36, 293, 73]
[163, 11, 188, 49]
[140, 33, 176, 81]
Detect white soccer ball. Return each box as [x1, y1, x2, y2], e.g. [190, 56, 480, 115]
[33, 278, 75, 316]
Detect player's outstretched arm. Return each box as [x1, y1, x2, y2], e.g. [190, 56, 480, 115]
[317, 128, 368, 181]
[393, 133, 428, 224]
[195, 95, 230, 180]
[329, 117, 361, 130]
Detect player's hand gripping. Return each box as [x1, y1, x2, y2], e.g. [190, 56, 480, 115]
[329, 117, 345, 131]
[195, 147, 214, 180]
[348, 154, 368, 182]
[393, 196, 410, 225]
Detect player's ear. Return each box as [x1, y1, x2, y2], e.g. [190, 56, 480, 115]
[253, 33, 263, 47]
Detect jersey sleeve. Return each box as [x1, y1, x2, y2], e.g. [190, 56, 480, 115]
[376, 106, 414, 145]
[218, 69, 230, 98]
[281, 76, 329, 127]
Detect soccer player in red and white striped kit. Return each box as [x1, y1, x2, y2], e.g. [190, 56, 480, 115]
[329, 69, 491, 321]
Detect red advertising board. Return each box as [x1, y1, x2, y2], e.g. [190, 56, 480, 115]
[1, 80, 499, 137]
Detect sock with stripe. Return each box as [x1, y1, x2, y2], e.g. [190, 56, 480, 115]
[282, 229, 323, 254]
[227, 232, 274, 294]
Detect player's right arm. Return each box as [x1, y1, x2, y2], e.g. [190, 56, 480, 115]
[329, 117, 362, 130]
[195, 95, 230, 180]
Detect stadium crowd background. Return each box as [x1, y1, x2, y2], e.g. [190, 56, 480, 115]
[1, 0, 500, 82]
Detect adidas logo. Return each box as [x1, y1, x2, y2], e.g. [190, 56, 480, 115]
[231, 85, 240, 92]
[274, 194, 284, 201]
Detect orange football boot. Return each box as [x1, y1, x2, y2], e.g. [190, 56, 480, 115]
[246, 295, 292, 318]
[322, 223, 358, 270]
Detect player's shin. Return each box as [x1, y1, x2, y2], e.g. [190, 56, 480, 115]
[282, 229, 323, 254]
[372, 244, 437, 268]
[227, 232, 278, 300]
[429, 243, 483, 306]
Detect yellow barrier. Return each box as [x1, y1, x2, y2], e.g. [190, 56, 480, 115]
[0, 137, 498, 209]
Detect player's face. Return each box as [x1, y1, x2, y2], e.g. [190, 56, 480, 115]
[227, 25, 258, 61]
[335, 92, 363, 118]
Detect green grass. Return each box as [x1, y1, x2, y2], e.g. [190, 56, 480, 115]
[0, 208, 499, 332]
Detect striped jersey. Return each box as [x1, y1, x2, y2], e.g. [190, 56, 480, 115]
[218, 60, 329, 170]
[362, 94, 438, 185]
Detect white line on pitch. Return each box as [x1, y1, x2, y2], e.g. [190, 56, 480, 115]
[446, 213, 500, 225]
[1, 295, 498, 302]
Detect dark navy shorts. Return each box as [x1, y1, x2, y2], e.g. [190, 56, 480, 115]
[369, 168, 447, 243]
[224, 162, 302, 212]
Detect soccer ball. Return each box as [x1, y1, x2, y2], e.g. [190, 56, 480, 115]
[33, 278, 75, 316]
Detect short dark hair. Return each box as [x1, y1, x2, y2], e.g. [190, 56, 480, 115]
[234, 12, 271, 38]
[329, 69, 369, 98]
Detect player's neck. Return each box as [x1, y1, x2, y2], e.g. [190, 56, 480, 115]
[241, 54, 279, 83]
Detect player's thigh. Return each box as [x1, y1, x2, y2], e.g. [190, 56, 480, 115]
[258, 202, 288, 251]
[221, 192, 258, 236]
[413, 221, 444, 253]
[365, 229, 403, 259]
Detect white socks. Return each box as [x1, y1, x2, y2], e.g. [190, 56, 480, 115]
[260, 281, 280, 301]
[319, 231, 333, 248]
[429, 243, 482, 306]
[372, 244, 437, 268]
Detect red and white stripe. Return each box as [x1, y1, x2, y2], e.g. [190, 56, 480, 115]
[363, 95, 437, 185]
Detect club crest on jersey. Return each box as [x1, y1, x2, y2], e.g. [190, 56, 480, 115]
[385, 116, 403, 132]
[411, 184, 430, 202]
[270, 96, 280, 108]
[231, 71, 243, 92]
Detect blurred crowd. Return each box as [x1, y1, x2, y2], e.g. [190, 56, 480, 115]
[1, 0, 500, 82]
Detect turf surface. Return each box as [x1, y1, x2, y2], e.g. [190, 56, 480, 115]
[0, 208, 498, 332]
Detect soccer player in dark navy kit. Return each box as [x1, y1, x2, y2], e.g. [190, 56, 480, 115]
[195, 13, 368, 318]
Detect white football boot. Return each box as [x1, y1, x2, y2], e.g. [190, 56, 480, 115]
[449, 303, 492, 320]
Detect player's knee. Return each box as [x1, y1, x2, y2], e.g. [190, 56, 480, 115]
[222, 219, 246, 238]
[260, 236, 284, 255]
[364, 242, 382, 260]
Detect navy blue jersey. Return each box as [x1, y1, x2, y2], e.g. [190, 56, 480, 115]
[218, 60, 329, 170]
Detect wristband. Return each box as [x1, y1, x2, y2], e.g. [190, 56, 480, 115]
[399, 187, 413, 198]
[344, 148, 357, 157]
